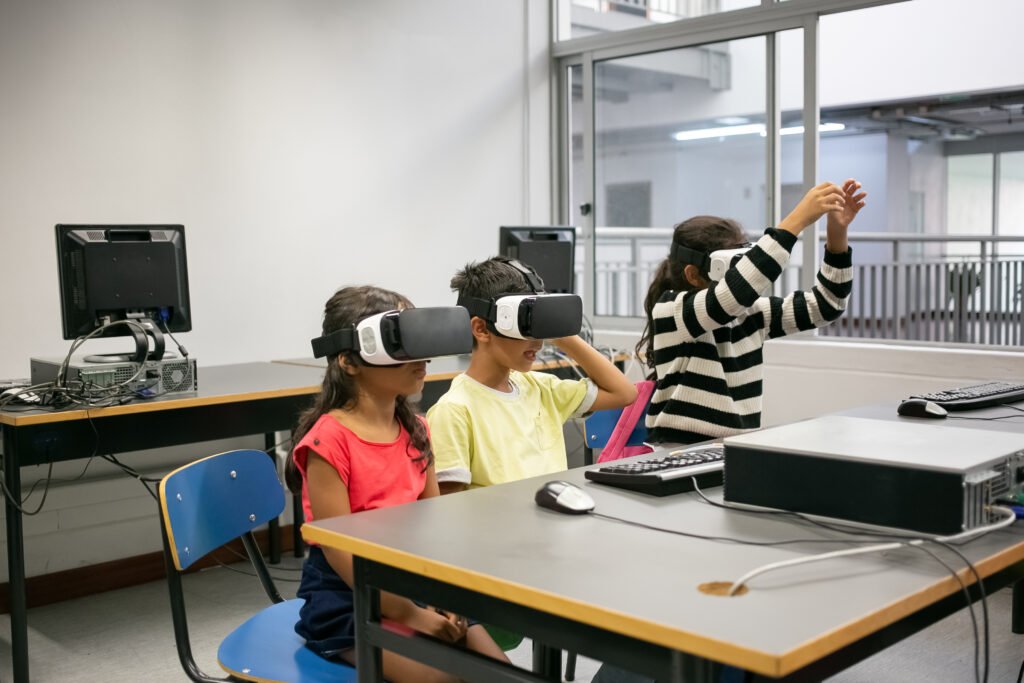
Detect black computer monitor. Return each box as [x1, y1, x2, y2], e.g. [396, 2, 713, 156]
[498, 226, 576, 294]
[55, 224, 191, 360]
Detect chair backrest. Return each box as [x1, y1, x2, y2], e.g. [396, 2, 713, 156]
[585, 409, 644, 449]
[159, 449, 285, 571]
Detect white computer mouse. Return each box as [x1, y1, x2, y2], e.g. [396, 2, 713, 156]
[534, 480, 595, 515]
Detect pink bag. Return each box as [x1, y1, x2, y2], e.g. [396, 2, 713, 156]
[596, 380, 655, 463]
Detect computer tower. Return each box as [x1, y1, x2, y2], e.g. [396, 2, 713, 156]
[723, 416, 1024, 534]
[31, 355, 198, 398]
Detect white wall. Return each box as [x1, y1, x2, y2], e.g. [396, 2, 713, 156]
[0, 0, 550, 579]
[0, 0, 551, 379]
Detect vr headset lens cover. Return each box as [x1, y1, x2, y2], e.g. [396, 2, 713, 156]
[311, 306, 472, 365]
[492, 293, 582, 340]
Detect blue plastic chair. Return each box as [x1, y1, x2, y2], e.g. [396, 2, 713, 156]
[158, 449, 356, 683]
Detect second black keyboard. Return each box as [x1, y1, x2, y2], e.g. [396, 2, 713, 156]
[911, 381, 1024, 411]
[584, 445, 724, 497]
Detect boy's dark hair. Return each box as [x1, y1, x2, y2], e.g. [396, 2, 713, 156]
[450, 255, 541, 302]
[284, 285, 432, 495]
[635, 215, 746, 375]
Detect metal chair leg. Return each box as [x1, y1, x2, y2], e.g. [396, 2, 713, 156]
[565, 651, 577, 681]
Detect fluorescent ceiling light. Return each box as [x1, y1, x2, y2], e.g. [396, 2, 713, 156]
[715, 116, 750, 125]
[779, 123, 846, 136]
[672, 122, 846, 141]
[672, 123, 764, 141]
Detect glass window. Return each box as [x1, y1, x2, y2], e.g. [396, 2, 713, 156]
[814, 0, 1024, 346]
[557, 0, 759, 42]
[946, 154, 994, 254]
[592, 35, 766, 317]
[999, 151, 1024, 239]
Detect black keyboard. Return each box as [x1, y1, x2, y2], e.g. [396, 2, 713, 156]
[911, 381, 1024, 411]
[584, 445, 724, 497]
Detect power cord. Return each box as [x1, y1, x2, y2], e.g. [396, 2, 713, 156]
[689, 479, 1010, 683]
[157, 317, 189, 358]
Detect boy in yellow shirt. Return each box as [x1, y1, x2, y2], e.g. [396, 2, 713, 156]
[428, 256, 637, 493]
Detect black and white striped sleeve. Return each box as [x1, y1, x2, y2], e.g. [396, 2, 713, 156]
[758, 245, 853, 338]
[653, 228, 797, 343]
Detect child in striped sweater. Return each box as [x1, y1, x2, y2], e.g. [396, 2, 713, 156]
[637, 179, 866, 444]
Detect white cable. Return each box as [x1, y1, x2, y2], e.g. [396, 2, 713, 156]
[727, 506, 1016, 596]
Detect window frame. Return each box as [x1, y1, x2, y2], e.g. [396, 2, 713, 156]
[553, 0, 909, 332]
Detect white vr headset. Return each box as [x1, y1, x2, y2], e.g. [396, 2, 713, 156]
[458, 260, 583, 340]
[670, 241, 754, 281]
[310, 307, 473, 366]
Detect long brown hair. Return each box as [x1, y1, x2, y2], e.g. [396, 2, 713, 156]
[635, 216, 746, 375]
[284, 285, 432, 494]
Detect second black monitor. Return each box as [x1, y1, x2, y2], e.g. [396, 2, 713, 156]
[56, 224, 192, 340]
[498, 226, 576, 294]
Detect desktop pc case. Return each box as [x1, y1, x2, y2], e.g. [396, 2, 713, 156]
[31, 356, 198, 398]
[723, 416, 1024, 535]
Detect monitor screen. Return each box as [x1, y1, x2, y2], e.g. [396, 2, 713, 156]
[498, 226, 576, 294]
[55, 224, 192, 340]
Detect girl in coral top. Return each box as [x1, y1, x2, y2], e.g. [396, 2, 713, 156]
[286, 285, 507, 682]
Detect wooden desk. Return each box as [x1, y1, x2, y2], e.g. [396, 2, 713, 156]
[0, 361, 325, 683]
[303, 402, 1024, 682]
[274, 352, 627, 413]
[273, 353, 616, 378]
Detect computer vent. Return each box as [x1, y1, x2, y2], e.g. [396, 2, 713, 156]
[162, 360, 195, 392]
[963, 467, 1008, 529]
[113, 365, 136, 383]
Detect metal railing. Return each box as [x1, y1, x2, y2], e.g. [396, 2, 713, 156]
[583, 229, 1024, 347]
[575, 0, 720, 20]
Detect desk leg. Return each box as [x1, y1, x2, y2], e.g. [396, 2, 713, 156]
[668, 651, 719, 683]
[3, 427, 29, 683]
[532, 641, 562, 681]
[354, 556, 384, 682]
[265, 433, 281, 564]
[1013, 580, 1024, 634]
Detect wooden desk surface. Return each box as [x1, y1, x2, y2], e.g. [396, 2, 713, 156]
[274, 355, 472, 381]
[275, 351, 631, 381]
[304, 408, 1024, 677]
[0, 362, 326, 427]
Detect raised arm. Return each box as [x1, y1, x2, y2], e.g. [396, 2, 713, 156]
[760, 179, 865, 337]
[551, 335, 637, 411]
[658, 182, 847, 341]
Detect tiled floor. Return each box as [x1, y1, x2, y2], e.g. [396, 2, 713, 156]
[0, 552, 1021, 682]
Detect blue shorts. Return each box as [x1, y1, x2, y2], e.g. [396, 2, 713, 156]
[295, 545, 481, 659]
[295, 545, 357, 658]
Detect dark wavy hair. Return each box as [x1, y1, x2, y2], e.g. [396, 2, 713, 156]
[284, 285, 432, 494]
[635, 216, 746, 376]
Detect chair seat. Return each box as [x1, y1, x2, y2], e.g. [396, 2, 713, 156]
[218, 599, 356, 683]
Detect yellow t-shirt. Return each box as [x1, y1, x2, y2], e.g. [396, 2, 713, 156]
[427, 370, 596, 488]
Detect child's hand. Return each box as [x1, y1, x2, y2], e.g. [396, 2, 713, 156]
[406, 607, 468, 642]
[827, 179, 867, 230]
[825, 179, 867, 253]
[778, 182, 846, 235]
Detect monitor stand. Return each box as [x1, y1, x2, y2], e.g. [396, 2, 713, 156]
[83, 352, 176, 363]
[82, 319, 170, 363]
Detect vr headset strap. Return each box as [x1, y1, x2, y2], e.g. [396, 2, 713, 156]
[669, 242, 711, 272]
[311, 327, 359, 359]
[506, 259, 545, 293]
[458, 296, 497, 322]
